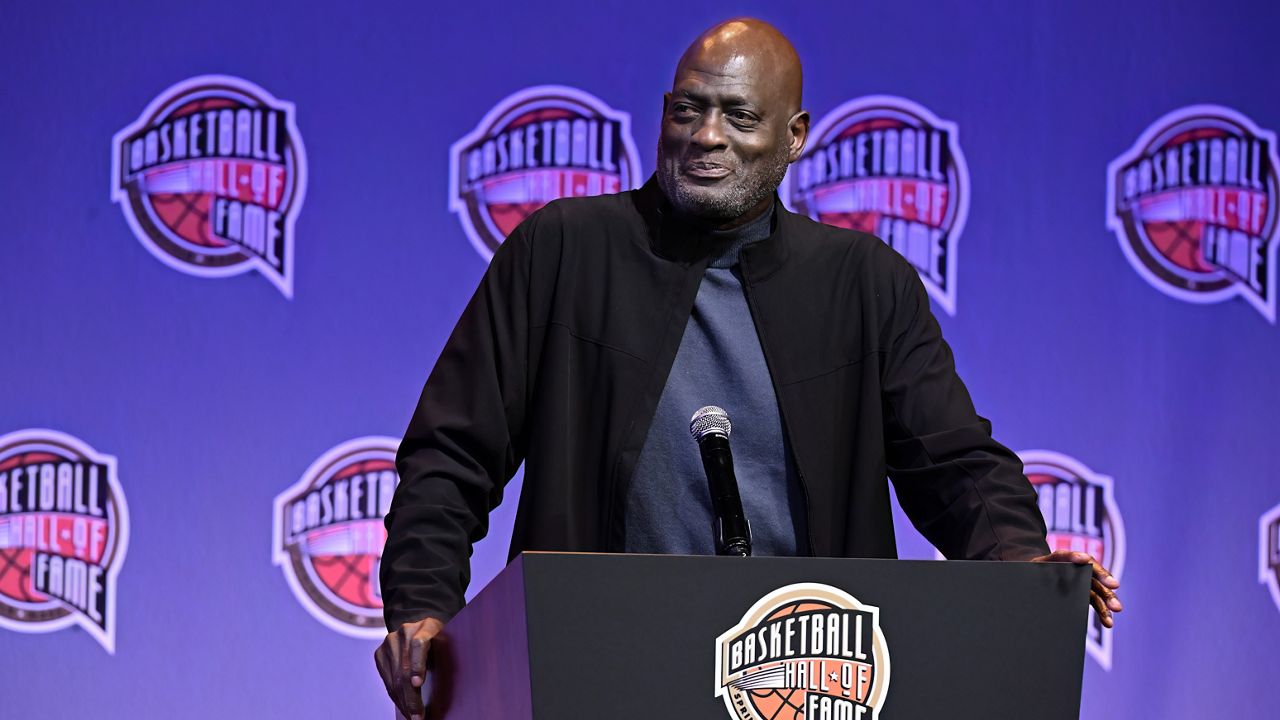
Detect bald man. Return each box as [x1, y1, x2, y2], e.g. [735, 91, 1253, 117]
[375, 19, 1120, 719]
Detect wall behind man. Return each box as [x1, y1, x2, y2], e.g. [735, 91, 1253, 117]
[1, 1, 1276, 717]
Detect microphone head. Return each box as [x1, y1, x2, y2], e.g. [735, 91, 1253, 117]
[690, 406, 732, 441]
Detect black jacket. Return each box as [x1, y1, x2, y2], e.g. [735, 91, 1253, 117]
[382, 178, 1049, 629]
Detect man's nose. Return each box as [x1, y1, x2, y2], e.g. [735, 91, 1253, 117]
[690, 111, 728, 151]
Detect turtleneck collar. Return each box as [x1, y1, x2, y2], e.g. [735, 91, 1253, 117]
[701, 204, 775, 269]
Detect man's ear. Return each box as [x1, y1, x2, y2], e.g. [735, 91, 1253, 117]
[787, 110, 810, 163]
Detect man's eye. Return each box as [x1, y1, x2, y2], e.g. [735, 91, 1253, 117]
[672, 104, 697, 116]
[729, 111, 758, 123]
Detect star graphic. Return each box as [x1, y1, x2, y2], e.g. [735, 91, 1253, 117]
[829, 672, 840, 682]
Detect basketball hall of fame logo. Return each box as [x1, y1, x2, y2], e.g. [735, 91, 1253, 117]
[112, 75, 308, 298]
[449, 85, 642, 260]
[716, 583, 891, 720]
[781, 96, 969, 316]
[1107, 105, 1279, 322]
[273, 437, 398, 638]
[1261, 501, 1280, 613]
[0, 429, 129, 653]
[1022, 450, 1126, 670]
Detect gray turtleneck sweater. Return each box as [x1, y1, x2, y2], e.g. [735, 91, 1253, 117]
[623, 207, 809, 556]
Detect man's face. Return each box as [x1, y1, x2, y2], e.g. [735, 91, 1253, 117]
[656, 52, 796, 224]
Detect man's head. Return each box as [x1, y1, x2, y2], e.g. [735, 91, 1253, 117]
[656, 18, 809, 227]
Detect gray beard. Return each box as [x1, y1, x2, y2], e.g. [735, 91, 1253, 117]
[656, 142, 791, 222]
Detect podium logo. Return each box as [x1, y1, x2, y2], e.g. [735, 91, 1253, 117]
[272, 437, 399, 638]
[1106, 105, 1279, 322]
[780, 96, 969, 316]
[449, 85, 642, 260]
[1022, 450, 1126, 670]
[716, 583, 890, 720]
[1261, 502, 1280, 614]
[112, 75, 308, 298]
[0, 429, 129, 653]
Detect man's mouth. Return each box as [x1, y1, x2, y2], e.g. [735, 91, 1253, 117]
[683, 161, 732, 180]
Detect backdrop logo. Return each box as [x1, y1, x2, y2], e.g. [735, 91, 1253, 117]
[273, 437, 398, 638]
[0, 429, 129, 653]
[112, 75, 308, 298]
[449, 85, 642, 260]
[1261, 502, 1280, 613]
[781, 96, 969, 315]
[1021, 450, 1126, 670]
[715, 583, 890, 720]
[1107, 105, 1279, 321]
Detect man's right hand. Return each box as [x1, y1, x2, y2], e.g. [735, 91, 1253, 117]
[374, 616, 446, 720]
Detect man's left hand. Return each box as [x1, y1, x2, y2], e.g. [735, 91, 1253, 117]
[1031, 550, 1123, 628]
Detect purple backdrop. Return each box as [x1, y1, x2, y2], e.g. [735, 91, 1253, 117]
[1, 1, 1278, 717]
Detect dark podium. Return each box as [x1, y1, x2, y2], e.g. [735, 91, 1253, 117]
[420, 552, 1090, 719]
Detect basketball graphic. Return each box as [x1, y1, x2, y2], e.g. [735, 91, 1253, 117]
[1107, 105, 1279, 322]
[449, 85, 642, 260]
[0, 430, 129, 654]
[716, 583, 891, 720]
[743, 599, 838, 720]
[780, 95, 970, 316]
[1260, 502, 1280, 615]
[1020, 450, 1126, 671]
[111, 75, 308, 298]
[272, 437, 399, 638]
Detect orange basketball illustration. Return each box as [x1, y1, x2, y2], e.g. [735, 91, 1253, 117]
[0, 548, 42, 604]
[717, 584, 892, 720]
[741, 600, 839, 720]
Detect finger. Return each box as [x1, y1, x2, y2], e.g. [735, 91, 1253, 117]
[1092, 577, 1123, 613]
[1082, 556, 1120, 590]
[381, 632, 402, 682]
[397, 626, 413, 679]
[1094, 562, 1120, 589]
[401, 673, 426, 719]
[379, 634, 414, 717]
[374, 643, 394, 695]
[1072, 554, 1122, 607]
[409, 633, 430, 688]
[394, 625, 429, 720]
[1060, 551, 1120, 589]
[1090, 590, 1114, 628]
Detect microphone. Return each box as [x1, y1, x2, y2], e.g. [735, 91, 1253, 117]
[689, 406, 752, 557]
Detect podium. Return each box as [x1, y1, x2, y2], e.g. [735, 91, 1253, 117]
[422, 552, 1090, 719]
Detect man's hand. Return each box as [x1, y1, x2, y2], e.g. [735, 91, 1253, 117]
[1032, 550, 1123, 627]
[374, 616, 446, 720]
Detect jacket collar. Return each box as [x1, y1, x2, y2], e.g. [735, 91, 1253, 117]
[631, 174, 791, 280]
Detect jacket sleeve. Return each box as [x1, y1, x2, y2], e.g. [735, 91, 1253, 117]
[879, 260, 1049, 561]
[380, 221, 532, 630]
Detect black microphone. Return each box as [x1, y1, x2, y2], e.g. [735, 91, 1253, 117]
[689, 406, 752, 557]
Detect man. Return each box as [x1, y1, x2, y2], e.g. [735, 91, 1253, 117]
[375, 18, 1122, 719]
